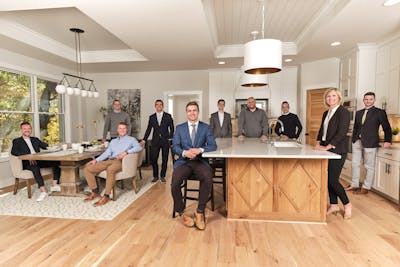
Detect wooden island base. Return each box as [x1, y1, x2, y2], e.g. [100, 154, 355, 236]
[227, 157, 328, 223]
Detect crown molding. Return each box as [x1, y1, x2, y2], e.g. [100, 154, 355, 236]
[0, 18, 148, 63]
[82, 50, 147, 63]
[295, 0, 351, 52]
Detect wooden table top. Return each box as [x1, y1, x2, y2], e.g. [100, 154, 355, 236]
[18, 149, 104, 162]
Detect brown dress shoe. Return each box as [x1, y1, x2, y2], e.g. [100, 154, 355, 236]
[345, 185, 359, 192]
[354, 188, 368, 194]
[194, 211, 206, 230]
[83, 192, 100, 202]
[181, 213, 195, 227]
[93, 196, 110, 206]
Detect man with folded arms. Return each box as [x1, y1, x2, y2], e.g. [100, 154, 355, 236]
[347, 92, 392, 194]
[238, 97, 268, 141]
[83, 122, 142, 206]
[171, 101, 217, 230]
[11, 122, 61, 202]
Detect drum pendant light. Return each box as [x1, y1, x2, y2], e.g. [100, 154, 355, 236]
[240, 65, 268, 87]
[243, 1, 282, 74]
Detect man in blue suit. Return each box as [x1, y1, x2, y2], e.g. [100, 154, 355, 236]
[171, 101, 217, 230]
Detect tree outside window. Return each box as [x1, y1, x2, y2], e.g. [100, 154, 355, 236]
[0, 70, 64, 153]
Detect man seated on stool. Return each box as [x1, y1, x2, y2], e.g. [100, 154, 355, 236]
[11, 121, 61, 202]
[171, 101, 217, 230]
[83, 122, 142, 206]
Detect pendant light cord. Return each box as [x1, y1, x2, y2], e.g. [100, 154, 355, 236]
[74, 31, 82, 76]
[261, 1, 265, 39]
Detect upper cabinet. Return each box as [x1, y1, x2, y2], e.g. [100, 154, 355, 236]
[375, 38, 400, 114]
[340, 52, 357, 99]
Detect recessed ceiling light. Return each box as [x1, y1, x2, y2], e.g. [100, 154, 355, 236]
[330, 41, 341, 47]
[383, 0, 400, 6]
[218, 61, 226, 65]
[284, 59, 293, 63]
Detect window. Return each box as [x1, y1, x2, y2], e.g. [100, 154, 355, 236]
[0, 69, 64, 153]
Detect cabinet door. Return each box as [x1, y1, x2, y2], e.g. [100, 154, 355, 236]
[386, 160, 399, 201]
[374, 157, 388, 194]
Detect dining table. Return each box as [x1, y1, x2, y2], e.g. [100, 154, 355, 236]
[18, 148, 104, 197]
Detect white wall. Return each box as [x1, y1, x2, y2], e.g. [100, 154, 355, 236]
[209, 67, 298, 119]
[83, 70, 209, 141]
[300, 58, 340, 138]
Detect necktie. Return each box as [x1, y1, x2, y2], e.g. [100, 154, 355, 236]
[191, 124, 196, 145]
[361, 109, 368, 125]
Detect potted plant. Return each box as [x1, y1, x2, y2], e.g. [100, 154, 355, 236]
[392, 127, 399, 136]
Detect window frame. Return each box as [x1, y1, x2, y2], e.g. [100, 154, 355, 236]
[0, 67, 65, 154]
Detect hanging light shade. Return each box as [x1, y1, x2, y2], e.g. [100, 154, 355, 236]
[66, 86, 74, 95]
[243, 38, 282, 74]
[55, 84, 66, 94]
[240, 65, 268, 87]
[243, 1, 282, 74]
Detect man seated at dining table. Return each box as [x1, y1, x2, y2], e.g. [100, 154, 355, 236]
[83, 122, 143, 206]
[11, 121, 61, 202]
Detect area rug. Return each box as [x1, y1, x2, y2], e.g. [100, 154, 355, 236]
[0, 177, 154, 221]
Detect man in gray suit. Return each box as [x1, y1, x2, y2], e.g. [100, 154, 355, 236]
[210, 99, 232, 138]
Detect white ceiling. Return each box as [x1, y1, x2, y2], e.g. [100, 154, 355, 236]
[0, 0, 399, 73]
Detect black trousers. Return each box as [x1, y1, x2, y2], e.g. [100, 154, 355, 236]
[171, 160, 213, 213]
[23, 161, 61, 188]
[328, 154, 349, 205]
[151, 141, 170, 178]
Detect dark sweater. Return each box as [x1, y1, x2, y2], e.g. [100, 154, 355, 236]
[274, 113, 303, 139]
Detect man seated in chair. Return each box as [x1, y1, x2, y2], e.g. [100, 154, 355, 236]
[171, 101, 217, 230]
[11, 121, 61, 202]
[83, 122, 142, 206]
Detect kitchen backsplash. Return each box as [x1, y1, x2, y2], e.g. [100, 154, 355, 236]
[379, 114, 400, 142]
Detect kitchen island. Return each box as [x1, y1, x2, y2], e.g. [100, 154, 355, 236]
[203, 138, 341, 223]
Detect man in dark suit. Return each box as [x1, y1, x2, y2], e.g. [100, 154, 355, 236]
[171, 101, 217, 230]
[11, 122, 61, 202]
[348, 92, 392, 194]
[140, 99, 174, 183]
[274, 101, 302, 140]
[210, 99, 232, 138]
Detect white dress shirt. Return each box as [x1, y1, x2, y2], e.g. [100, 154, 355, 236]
[23, 137, 36, 154]
[322, 105, 340, 141]
[218, 111, 224, 127]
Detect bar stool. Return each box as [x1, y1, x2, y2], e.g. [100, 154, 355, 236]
[170, 146, 214, 218]
[209, 157, 226, 201]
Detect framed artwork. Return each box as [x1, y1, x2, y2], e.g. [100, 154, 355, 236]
[107, 89, 141, 137]
[235, 98, 268, 118]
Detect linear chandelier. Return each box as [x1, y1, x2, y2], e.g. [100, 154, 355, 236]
[243, 0, 282, 74]
[55, 28, 99, 98]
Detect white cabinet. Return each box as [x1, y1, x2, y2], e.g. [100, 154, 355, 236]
[375, 40, 400, 114]
[373, 149, 400, 203]
[340, 52, 357, 99]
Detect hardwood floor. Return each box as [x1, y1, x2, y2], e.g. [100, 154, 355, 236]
[0, 167, 400, 267]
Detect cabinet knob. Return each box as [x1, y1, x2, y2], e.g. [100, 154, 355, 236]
[384, 153, 393, 156]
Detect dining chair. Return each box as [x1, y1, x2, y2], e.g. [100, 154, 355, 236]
[96, 150, 142, 200]
[9, 155, 53, 198]
[137, 148, 144, 180]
